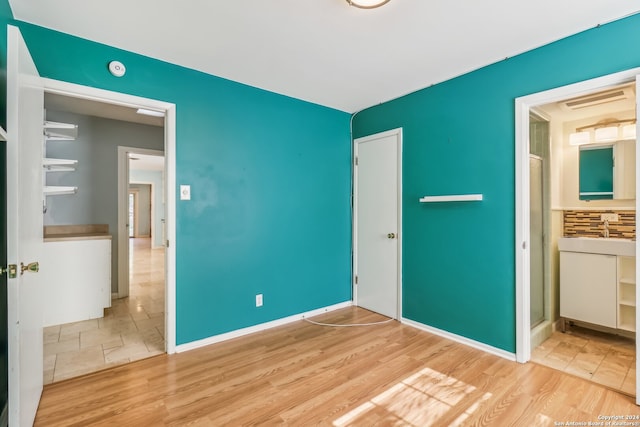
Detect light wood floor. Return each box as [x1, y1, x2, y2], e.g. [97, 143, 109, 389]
[35, 308, 640, 426]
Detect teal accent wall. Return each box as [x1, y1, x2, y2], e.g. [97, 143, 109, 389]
[0, 0, 13, 129]
[11, 22, 351, 344]
[352, 13, 640, 352]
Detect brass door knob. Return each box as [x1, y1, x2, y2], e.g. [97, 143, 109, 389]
[20, 261, 39, 275]
[387, 233, 396, 239]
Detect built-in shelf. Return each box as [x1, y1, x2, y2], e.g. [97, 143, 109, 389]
[619, 277, 636, 285]
[43, 158, 78, 172]
[44, 186, 77, 196]
[619, 299, 636, 307]
[419, 194, 483, 203]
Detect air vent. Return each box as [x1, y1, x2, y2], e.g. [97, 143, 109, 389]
[561, 88, 630, 111]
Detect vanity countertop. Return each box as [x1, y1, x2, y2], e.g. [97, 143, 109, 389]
[558, 236, 635, 257]
[43, 224, 111, 242]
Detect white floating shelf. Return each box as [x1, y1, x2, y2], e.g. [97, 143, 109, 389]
[43, 158, 78, 172]
[420, 194, 483, 203]
[44, 120, 78, 141]
[44, 186, 78, 196]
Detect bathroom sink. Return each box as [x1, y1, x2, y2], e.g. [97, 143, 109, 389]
[558, 237, 635, 256]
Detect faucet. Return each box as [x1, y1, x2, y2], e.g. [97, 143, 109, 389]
[604, 219, 609, 238]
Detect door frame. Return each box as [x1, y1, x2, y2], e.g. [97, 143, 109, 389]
[42, 78, 177, 355]
[129, 180, 158, 242]
[352, 128, 403, 318]
[515, 68, 640, 402]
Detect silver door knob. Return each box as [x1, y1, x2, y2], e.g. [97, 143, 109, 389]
[387, 233, 396, 239]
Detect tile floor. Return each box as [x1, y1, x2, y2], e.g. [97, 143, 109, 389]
[531, 324, 635, 395]
[43, 237, 165, 384]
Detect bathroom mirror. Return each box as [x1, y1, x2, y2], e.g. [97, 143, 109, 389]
[579, 140, 636, 200]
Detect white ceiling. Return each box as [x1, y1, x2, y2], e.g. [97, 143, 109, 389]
[129, 153, 164, 172]
[10, 1, 640, 113]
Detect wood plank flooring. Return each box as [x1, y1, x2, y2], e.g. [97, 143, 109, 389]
[35, 308, 640, 426]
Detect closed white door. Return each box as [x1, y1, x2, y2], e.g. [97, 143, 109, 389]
[354, 129, 401, 318]
[6, 25, 45, 426]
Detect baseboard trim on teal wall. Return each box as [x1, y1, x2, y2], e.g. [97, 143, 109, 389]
[175, 301, 353, 353]
[402, 318, 517, 362]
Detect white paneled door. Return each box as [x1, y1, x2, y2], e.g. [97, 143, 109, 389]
[6, 25, 45, 426]
[354, 129, 401, 319]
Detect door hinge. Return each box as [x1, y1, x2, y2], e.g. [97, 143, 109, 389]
[0, 264, 18, 279]
[166, 240, 170, 248]
[355, 275, 358, 285]
[354, 156, 358, 166]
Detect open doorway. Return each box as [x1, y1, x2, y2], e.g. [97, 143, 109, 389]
[516, 69, 640, 402]
[40, 84, 174, 383]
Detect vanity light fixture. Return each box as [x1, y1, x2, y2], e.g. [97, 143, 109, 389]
[568, 118, 636, 146]
[568, 131, 591, 146]
[346, 0, 391, 9]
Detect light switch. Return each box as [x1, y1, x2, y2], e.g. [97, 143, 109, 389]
[180, 185, 191, 200]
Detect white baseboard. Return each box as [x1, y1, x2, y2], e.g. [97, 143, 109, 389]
[175, 301, 353, 353]
[111, 292, 119, 300]
[401, 318, 516, 362]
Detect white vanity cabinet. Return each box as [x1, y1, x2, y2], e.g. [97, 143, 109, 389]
[41, 235, 111, 327]
[560, 251, 617, 328]
[559, 237, 636, 331]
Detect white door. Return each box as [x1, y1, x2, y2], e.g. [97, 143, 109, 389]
[354, 129, 401, 318]
[6, 25, 45, 426]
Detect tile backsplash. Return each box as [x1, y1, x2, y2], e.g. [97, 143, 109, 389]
[563, 210, 635, 240]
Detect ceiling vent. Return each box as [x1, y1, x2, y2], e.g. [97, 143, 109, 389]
[560, 86, 633, 112]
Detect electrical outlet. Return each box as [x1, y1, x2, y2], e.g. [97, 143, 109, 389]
[256, 294, 263, 307]
[601, 213, 619, 222]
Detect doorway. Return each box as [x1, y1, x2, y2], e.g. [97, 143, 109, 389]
[37, 81, 175, 385]
[515, 68, 640, 402]
[353, 128, 402, 319]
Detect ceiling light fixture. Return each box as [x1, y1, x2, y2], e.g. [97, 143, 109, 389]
[136, 108, 165, 118]
[346, 0, 390, 9]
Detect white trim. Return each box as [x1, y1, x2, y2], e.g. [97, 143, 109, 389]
[402, 318, 517, 362]
[129, 180, 157, 243]
[352, 128, 403, 320]
[42, 78, 177, 355]
[175, 301, 353, 353]
[514, 67, 640, 369]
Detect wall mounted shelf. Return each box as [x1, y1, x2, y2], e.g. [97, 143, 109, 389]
[0, 126, 7, 141]
[419, 194, 483, 203]
[43, 158, 78, 172]
[44, 120, 78, 141]
[44, 186, 78, 196]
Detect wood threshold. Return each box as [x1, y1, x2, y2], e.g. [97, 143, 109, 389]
[35, 307, 638, 426]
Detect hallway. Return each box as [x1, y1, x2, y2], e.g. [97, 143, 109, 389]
[43, 238, 165, 384]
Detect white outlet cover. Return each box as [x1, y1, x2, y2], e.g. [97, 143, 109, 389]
[180, 185, 191, 200]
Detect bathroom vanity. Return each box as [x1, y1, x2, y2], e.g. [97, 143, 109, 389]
[42, 225, 112, 327]
[559, 237, 636, 332]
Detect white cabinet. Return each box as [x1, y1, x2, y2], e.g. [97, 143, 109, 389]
[560, 251, 617, 328]
[41, 237, 111, 327]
